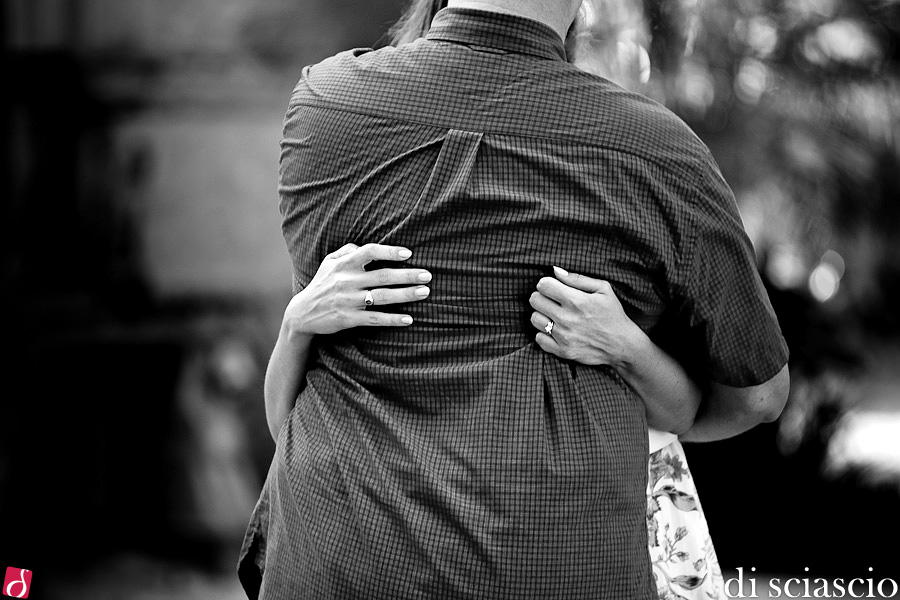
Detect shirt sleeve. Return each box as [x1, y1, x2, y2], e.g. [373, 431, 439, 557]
[670, 164, 789, 388]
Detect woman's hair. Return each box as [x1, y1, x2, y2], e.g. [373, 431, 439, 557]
[389, 0, 448, 46]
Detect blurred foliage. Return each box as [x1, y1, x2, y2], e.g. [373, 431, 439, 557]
[652, 0, 900, 338]
[582, 0, 900, 341]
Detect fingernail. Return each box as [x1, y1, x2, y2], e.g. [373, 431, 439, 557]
[415, 286, 430, 297]
[553, 266, 568, 277]
[398, 248, 412, 259]
[418, 271, 432, 282]
[401, 316, 413, 324]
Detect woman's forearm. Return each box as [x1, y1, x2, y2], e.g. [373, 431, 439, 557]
[264, 322, 314, 441]
[615, 329, 702, 435]
[679, 365, 790, 442]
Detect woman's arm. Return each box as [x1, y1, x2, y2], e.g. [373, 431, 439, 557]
[610, 324, 702, 436]
[264, 324, 315, 442]
[264, 243, 432, 440]
[529, 266, 701, 435]
[528, 267, 788, 441]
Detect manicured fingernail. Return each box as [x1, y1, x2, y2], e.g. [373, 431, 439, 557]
[401, 316, 413, 324]
[415, 286, 430, 297]
[418, 271, 432, 282]
[398, 249, 412, 259]
[553, 266, 568, 277]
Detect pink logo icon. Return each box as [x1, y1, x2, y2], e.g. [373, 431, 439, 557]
[3, 568, 31, 598]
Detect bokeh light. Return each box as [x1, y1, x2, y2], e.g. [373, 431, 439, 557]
[734, 57, 770, 104]
[767, 244, 807, 290]
[827, 411, 900, 481]
[803, 19, 883, 69]
[808, 260, 841, 302]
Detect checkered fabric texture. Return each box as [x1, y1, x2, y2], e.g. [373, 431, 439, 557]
[238, 8, 789, 600]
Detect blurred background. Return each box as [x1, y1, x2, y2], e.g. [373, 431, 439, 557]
[2, 0, 898, 597]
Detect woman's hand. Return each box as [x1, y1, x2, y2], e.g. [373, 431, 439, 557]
[528, 266, 643, 369]
[266, 242, 431, 440]
[530, 266, 701, 434]
[283, 243, 432, 338]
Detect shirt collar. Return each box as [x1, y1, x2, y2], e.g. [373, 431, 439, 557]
[425, 7, 567, 62]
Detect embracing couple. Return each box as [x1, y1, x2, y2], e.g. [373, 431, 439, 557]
[238, 1, 790, 599]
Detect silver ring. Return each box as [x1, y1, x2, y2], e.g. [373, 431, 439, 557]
[544, 320, 554, 336]
[364, 290, 374, 306]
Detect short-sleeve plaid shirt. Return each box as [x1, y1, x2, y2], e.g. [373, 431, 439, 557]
[239, 8, 789, 600]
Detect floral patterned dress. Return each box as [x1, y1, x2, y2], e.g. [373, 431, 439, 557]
[647, 437, 726, 600]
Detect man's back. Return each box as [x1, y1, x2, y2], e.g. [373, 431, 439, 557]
[240, 8, 786, 599]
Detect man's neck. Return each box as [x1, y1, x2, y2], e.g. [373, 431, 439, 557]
[446, 0, 579, 42]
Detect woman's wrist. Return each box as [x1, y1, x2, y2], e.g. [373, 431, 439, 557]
[611, 323, 652, 374]
[281, 312, 316, 344]
[279, 287, 318, 341]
